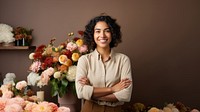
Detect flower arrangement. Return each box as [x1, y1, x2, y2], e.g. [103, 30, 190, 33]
[0, 73, 33, 98]
[13, 26, 33, 46]
[123, 102, 199, 112]
[0, 97, 70, 112]
[27, 31, 88, 97]
[13, 27, 33, 40]
[0, 73, 71, 112]
[0, 23, 15, 44]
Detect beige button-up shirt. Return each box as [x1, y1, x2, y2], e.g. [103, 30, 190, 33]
[75, 49, 133, 107]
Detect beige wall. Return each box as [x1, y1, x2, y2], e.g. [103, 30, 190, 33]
[1, 0, 200, 109]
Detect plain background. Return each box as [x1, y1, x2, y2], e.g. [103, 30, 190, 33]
[0, 0, 200, 109]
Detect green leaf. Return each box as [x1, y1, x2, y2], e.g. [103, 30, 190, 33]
[61, 78, 68, 87]
[50, 78, 59, 97]
[58, 79, 68, 97]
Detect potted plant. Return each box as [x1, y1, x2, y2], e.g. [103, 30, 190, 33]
[13, 27, 33, 46]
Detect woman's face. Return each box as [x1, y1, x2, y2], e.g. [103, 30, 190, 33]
[94, 21, 112, 49]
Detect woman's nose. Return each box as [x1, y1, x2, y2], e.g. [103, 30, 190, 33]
[99, 31, 105, 37]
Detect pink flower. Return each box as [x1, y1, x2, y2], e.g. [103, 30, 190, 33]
[16, 80, 27, 90]
[38, 73, 50, 86]
[2, 91, 13, 98]
[6, 97, 25, 107]
[32, 101, 52, 112]
[29, 61, 41, 72]
[0, 98, 6, 111]
[4, 104, 23, 112]
[24, 102, 37, 112]
[56, 106, 70, 112]
[38, 67, 54, 86]
[78, 44, 88, 53]
[48, 102, 58, 111]
[66, 42, 77, 51]
[191, 109, 200, 112]
[42, 67, 55, 77]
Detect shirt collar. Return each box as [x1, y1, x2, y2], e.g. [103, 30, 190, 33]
[93, 49, 115, 62]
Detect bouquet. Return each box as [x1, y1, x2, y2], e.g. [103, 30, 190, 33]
[0, 73, 33, 99]
[13, 27, 33, 41]
[27, 31, 88, 97]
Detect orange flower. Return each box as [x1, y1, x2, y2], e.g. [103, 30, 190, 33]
[58, 65, 68, 72]
[63, 59, 72, 67]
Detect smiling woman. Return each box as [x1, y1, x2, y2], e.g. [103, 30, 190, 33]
[75, 14, 133, 112]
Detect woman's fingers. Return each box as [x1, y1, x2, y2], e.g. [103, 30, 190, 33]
[79, 77, 89, 86]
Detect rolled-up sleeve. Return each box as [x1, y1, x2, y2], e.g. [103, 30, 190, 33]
[75, 56, 94, 100]
[113, 56, 133, 102]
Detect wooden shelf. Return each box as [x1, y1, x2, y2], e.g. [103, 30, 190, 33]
[0, 46, 36, 50]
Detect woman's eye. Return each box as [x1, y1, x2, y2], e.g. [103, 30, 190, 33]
[105, 29, 111, 32]
[95, 30, 100, 33]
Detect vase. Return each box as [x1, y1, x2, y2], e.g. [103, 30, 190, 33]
[58, 92, 81, 112]
[37, 91, 44, 102]
[15, 38, 32, 46]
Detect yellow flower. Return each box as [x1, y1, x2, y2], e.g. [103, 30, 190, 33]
[72, 53, 80, 62]
[58, 55, 68, 64]
[76, 39, 83, 47]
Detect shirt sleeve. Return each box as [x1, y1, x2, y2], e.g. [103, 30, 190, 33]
[75, 56, 94, 100]
[113, 56, 133, 102]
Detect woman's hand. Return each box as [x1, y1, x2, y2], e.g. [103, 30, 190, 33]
[78, 76, 90, 86]
[111, 78, 132, 92]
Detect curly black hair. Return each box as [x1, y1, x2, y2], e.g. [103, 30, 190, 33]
[83, 15, 122, 51]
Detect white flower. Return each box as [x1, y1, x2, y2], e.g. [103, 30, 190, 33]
[16, 80, 27, 90]
[29, 53, 35, 60]
[0, 23, 15, 43]
[54, 71, 61, 79]
[66, 66, 77, 82]
[27, 72, 40, 86]
[5, 73, 16, 79]
[0, 23, 13, 32]
[3, 73, 16, 85]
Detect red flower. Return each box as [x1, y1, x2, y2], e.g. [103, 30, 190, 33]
[63, 49, 72, 59]
[44, 57, 54, 67]
[78, 30, 84, 36]
[73, 37, 80, 41]
[35, 45, 46, 53]
[33, 52, 43, 60]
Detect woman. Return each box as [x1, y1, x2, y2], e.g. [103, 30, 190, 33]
[75, 14, 133, 112]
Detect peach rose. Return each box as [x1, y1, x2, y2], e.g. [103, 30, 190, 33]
[58, 65, 68, 72]
[63, 59, 72, 67]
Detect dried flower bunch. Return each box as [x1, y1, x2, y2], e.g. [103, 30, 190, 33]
[27, 31, 89, 97]
[13, 27, 33, 40]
